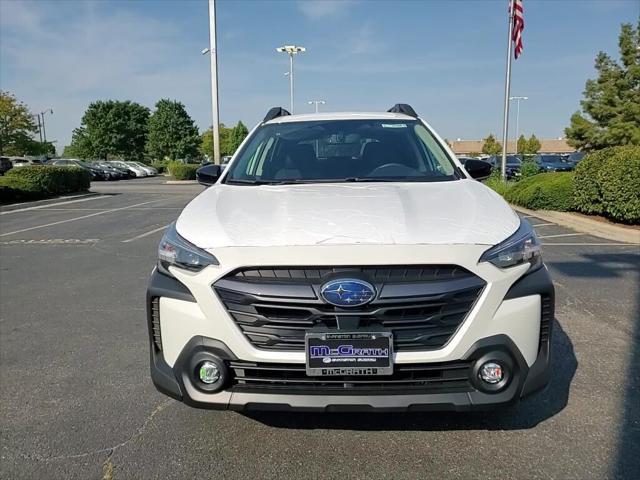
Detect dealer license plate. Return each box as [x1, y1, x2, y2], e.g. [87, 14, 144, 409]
[305, 332, 393, 376]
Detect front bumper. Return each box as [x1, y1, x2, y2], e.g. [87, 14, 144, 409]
[146, 264, 554, 412]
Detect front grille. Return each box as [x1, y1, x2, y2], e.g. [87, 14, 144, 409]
[214, 265, 485, 352]
[150, 297, 162, 351]
[228, 360, 473, 394]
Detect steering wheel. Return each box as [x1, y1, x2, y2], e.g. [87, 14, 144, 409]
[368, 163, 420, 177]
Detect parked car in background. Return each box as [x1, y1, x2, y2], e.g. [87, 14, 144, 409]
[48, 158, 108, 180]
[128, 162, 157, 176]
[504, 156, 523, 179]
[10, 157, 46, 168]
[91, 161, 132, 180]
[533, 154, 574, 172]
[484, 155, 523, 179]
[109, 161, 147, 177]
[0, 156, 12, 175]
[565, 151, 585, 167]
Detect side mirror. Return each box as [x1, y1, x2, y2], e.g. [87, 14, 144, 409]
[463, 159, 492, 181]
[196, 164, 221, 186]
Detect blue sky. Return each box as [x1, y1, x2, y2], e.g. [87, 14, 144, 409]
[1, 0, 638, 151]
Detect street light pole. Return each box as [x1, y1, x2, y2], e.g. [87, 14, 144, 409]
[308, 100, 325, 113]
[39, 109, 53, 143]
[276, 45, 305, 113]
[509, 96, 528, 153]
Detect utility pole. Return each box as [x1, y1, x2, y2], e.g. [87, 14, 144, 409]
[39, 109, 53, 142]
[276, 45, 305, 113]
[509, 96, 528, 153]
[308, 100, 325, 113]
[36, 115, 43, 142]
[203, 0, 221, 164]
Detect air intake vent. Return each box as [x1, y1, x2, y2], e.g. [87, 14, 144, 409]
[540, 294, 553, 348]
[150, 297, 162, 351]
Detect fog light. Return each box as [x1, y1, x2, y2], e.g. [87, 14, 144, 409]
[198, 361, 220, 384]
[479, 362, 504, 384]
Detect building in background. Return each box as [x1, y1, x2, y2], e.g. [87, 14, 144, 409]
[449, 138, 573, 155]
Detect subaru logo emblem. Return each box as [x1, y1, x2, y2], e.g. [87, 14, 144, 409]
[320, 279, 376, 307]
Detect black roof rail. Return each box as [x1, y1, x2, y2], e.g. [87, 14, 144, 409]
[387, 103, 418, 118]
[263, 107, 291, 123]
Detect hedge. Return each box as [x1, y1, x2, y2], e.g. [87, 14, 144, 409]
[167, 161, 198, 180]
[574, 146, 640, 224]
[503, 172, 575, 211]
[150, 160, 168, 174]
[483, 171, 515, 196]
[573, 148, 612, 215]
[0, 166, 91, 204]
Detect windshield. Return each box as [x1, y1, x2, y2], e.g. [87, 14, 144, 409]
[224, 119, 461, 184]
[538, 155, 564, 163]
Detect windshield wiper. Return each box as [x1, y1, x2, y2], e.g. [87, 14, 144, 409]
[343, 177, 398, 182]
[225, 179, 279, 185]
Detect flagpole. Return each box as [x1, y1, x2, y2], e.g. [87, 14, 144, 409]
[208, 0, 221, 165]
[500, 0, 515, 181]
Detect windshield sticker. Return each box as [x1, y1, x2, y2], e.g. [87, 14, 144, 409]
[381, 123, 407, 128]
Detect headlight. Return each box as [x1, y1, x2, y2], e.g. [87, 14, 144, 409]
[479, 218, 541, 269]
[158, 222, 218, 273]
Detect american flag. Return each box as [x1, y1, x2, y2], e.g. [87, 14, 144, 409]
[512, 0, 524, 59]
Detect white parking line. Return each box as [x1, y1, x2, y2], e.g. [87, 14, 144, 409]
[122, 225, 168, 243]
[542, 242, 637, 246]
[538, 233, 585, 239]
[0, 194, 110, 215]
[531, 222, 556, 227]
[0, 200, 163, 237]
[34, 207, 182, 211]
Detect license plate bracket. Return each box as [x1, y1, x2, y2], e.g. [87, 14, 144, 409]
[305, 331, 393, 376]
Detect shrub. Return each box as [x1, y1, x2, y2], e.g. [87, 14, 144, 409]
[504, 172, 575, 211]
[482, 170, 515, 197]
[167, 161, 198, 180]
[0, 166, 91, 203]
[573, 148, 612, 215]
[574, 146, 640, 223]
[150, 159, 168, 174]
[597, 146, 640, 223]
[520, 159, 540, 179]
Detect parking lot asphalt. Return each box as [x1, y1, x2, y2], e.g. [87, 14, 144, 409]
[1, 177, 638, 480]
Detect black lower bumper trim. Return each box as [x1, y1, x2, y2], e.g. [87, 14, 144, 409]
[147, 334, 551, 412]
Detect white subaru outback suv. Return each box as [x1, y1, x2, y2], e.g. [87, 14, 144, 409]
[146, 104, 554, 412]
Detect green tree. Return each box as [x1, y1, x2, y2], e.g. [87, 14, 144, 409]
[526, 134, 541, 154]
[565, 22, 640, 150]
[72, 100, 150, 160]
[0, 91, 38, 156]
[482, 134, 502, 155]
[65, 127, 93, 159]
[230, 121, 249, 153]
[147, 99, 200, 161]
[516, 135, 527, 154]
[200, 123, 235, 159]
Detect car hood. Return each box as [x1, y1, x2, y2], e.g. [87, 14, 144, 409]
[176, 180, 520, 248]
